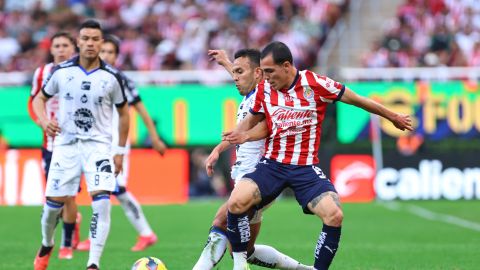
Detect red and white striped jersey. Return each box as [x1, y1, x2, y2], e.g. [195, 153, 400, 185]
[28, 62, 57, 151]
[250, 70, 345, 165]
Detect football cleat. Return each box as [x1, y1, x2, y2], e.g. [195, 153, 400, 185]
[58, 247, 73, 260]
[34, 246, 53, 270]
[131, 234, 158, 251]
[76, 238, 90, 251]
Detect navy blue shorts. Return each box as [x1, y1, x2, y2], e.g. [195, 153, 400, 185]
[41, 147, 52, 181]
[243, 158, 336, 214]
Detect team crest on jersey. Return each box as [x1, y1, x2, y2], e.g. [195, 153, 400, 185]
[73, 108, 95, 132]
[303, 86, 314, 100]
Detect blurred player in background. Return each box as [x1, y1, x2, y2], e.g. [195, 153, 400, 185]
[193, 49, 313, 270]
[32, 20, 129, 270]
[28, 31, 82, 260]
[76, 34, 167, 252]
[223, 41, 413, 270]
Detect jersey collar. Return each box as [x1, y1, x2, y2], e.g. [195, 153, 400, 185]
[245, 88, 256, 99]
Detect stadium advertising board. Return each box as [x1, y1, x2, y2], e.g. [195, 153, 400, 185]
[337, 81, 480, 143]
[0, 149, 189, 206]
[331, 153, 480, 202]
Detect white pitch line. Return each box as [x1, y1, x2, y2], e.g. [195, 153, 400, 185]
[380, 201, 480, 232]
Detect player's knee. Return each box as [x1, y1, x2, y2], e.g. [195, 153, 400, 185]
[323, 208, 343, 227]
[227, 197, 251, 214]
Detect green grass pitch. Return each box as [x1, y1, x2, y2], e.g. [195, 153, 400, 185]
[0, 199, 478, 269]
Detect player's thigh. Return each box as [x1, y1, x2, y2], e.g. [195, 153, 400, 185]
[288, 164, 338, 215]
[83, 142, 116, 193]
[228, 179, 262, 212]
[236, 158, 287, 211]
[307, 191, 343, 226]
[45, 144, 82, 197]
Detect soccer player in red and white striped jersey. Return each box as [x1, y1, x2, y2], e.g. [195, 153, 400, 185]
[223, 41, 413, 270]
[28, 31, 81, 261]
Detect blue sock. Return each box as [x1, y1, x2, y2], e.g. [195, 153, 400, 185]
[314, 224, 341, 270]
[62, 222, 75, 247]
[226, 211, 250, 252]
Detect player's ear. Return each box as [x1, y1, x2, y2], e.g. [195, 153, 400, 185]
[282, 61, 290, 72]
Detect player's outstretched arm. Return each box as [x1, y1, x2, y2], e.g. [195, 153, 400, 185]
[33, 92, 60, 136]
[114, 103, 130, 176]
[208, 49, 234, 77]
[133, 101, 167, 155]
[340, 87, 414, 131]
[223, 120, 268, 144]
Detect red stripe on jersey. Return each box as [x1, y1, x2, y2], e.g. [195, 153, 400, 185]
[305, 71, 323, 164]
[293, 82, 312, 165]
[310, 71, 341, 101]
[34, 65, 46, 97]
[268, 89, 281, 160]
[252, 83, 265, 113]
[28, 65, 47, 123]
[282, 83, 300, 164]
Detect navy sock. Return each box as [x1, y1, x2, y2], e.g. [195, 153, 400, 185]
[226, 211, 250, 252]
[314, 224, 341, 270]
[62, 222, 75, 247]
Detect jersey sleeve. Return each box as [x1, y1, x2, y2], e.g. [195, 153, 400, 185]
[41, 69, 59, 98]
[249, 83, 265, 115]
[28, 67, 42, 122]
[112, 75, 127, 107]
[311, 71, 345, 103]
[124, 75, 141, 105]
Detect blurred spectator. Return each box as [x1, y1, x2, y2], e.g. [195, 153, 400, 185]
[364, 0, 480, 68]
[0, 0, 348, 73]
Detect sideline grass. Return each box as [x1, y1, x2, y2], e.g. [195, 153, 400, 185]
[0, 199, 478, 269]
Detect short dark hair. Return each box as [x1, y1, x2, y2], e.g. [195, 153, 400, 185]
[103, 34, 121, 55]
[260, 41, 293, 65]
[234, 48, 261, 68]
[79, 19, 102, 32]
[50, 31, 75, 46]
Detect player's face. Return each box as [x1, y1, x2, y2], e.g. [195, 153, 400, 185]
[100, 42, 118, 66]
[232, 56, 257, 96]
[77, 28, 103, 60]
[260, 54, 289, 90]
[50, 36, 75, 64]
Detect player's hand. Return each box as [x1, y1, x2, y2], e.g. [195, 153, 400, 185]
[208, 50, 230, 67]
[222, 130, 249, 144]
[41, 119, 61, 137]
[152, 139, 167, 156]
[205, 150, 219, 177]
[113, 154, 123, 176]
[391, 114, 414, 131]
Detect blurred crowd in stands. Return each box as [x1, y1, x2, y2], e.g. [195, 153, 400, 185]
[363, 0, 480, 68]
[0, 0, 348, 73]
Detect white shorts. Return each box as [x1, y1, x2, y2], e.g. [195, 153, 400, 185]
[114, 150, 130, 187]
[45, 140, 116, 196]
[231, 165, 256, 182]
